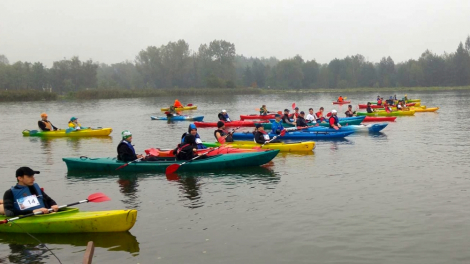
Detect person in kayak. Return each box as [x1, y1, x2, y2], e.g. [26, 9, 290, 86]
[296, 111, 308, 127]
[305, 108, 317, 123]
[68, 117, 86, 130]
[329, 110, 342, 130]
[254, 124, 280, 144]
[377, 97, 383, 105]
[214, 121, 234, 143]
[337, 96, 344, 102]
[2, 167, 59, 217]
[345, 105, 356, 117]
[38, 113, 59, 131]
[174, 99, 183, 108]
[260, 105, 269, 115]
[271, 114, 285, 134]
[315, 107, 326, 122]
[218, 110, 231, 122]
[181, 124, 207, 149]
[117, 130, 154, 162]
[376, 95, 380, 102]
[282, 109, 294, 125]
[174, 135, 206, 160]
[292, 107, 300, 122]
[366, 102, 375, 113]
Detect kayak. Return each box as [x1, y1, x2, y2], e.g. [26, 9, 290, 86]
[194, 120, 268, 127]
[358, 103, 416, 109]
[357, 110, 415, 116]
[160, 105, 197, 111]
[232, 131, 354, 140]
[155, 146, 259, 157]
[410, 107, 439, 112]
[63, 150, 280, 173]
[240, 114, 276, 120]
[151, 115, 204, 121]
[362, 116, 397, 122]
[260, 117, 364, 130]
[22, 128, 113, 137]
[202, 141, 315, 152]
[406, 99, 421, 103]
[303, 123, 388, 133]
[0, 208, 137, 233]
[273, 116, 365, 123]
[369, 102, 421, 107]
[332, 100, 351, 104]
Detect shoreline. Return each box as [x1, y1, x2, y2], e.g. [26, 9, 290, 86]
[1, 86, 469, 102]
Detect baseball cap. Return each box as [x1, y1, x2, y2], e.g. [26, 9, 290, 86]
[295, 107, 299, 110]
[284, 109, 290, 112]
[16, 167, 40, 177]
[255, 123, 262, 128]
[300, 111, 305, 114]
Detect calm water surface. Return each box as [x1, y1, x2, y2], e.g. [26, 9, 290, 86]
[1, 90, 469, 264]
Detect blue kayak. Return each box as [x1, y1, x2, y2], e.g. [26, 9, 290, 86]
[302, 123, 388, 133]
[151, 115, 204, 121]
[232, 130, 354, 140]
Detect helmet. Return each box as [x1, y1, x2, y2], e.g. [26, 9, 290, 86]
[188, 123, 197, 132]
[70, 117, 77, 121]
[331, 109, 337, 114]
[40, 113, 48, 118]
[222, 109, 227, 113]
[121, 130, 132, 139]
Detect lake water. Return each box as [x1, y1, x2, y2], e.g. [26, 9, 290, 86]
[1, 90, 469, 264]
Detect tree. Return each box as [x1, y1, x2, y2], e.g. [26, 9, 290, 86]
[0, 54, 9, 65]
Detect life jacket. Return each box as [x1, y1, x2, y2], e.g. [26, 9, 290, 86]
[11, 183, 45, 212]
[294, 112, 299, 118]
[282, 114, 291, 123]
[40, 120, 52, 130]
[218, 113, 229, 121]
[214, 129, 233, 142]
[175, 143, 190, 155]
[329, 116, 339, 128]
[117, 140, 136, 159]
[254, 130, 270, 143]
[174, 100, 183, 108]
[338, 97, 343, 102]
[68, 121, 81, 129]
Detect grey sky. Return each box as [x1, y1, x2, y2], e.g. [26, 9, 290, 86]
[1, 0, 469, 67]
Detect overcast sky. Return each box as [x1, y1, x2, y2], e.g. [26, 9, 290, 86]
[1, 0, 469, 66]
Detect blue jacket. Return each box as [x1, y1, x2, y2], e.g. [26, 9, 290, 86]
[271, 121, 284, 135]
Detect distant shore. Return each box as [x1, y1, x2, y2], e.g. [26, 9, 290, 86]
[1, 86, 469, 102]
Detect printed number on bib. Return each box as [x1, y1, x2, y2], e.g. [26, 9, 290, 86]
[17, 195, 40, 210]
[263, 135, 270, 140]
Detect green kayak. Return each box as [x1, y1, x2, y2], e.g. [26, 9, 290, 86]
[259, 118, 363, 130]
[63, 150, 279, 173]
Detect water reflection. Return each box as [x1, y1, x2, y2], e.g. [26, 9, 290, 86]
[0, 232, 139, 258]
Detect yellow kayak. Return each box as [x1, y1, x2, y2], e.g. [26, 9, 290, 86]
[0, 208, 137, 233]
[357, 110, 415, 116]
[160, 105, 197, 111]
[22, 128, 113, 137]
[202, 141, 315, 152]
[410, 107, 439, 112]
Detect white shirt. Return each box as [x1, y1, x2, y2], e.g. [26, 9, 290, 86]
[305, 113, 317, 123]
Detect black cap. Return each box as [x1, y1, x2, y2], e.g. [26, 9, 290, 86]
[275, 114, 281, 118]
[255, 123, 262, 128]
[295, 107, 299, 110]
[348, 105, 352, 108]
[16, 167, 40, 177]
[300, 111, 305, 114]
[284, 109, 290, 112]
[217, 121, 225, 128]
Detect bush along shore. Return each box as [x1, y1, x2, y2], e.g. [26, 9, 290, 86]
[1, 86, 469, 102]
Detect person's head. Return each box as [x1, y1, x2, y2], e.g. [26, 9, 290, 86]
[309, 108, 313, 114]
[262, 105, 266, 108]
[255, 123, 264, 131]
[348, 105, 352, 109]
[222, 109, 227, 115]
[377, 95, 380, 98]
[381, 97, 383, 100]
[184, 134, 196, 144]
[275, 114, 281, 121]
[188, 123, 197, 135]
[122, 130, 132, 142]
[16, 167, 40, 186]
[319, 107, 324, 112]
[331, 109, 337, 116]
[300, 111, 305, 116]
[295, 107, 299, 112]
[70, 117, 78, 123]
[40, 113, 48, 121]
[217, 121, 225, 129]
[367, 102, 371, 106]
[284, 109, 290, 114]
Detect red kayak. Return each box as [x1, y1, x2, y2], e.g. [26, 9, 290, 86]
[358, 103, 416, 109]
[240, 114, 276, 120]
[362, 116, 397, 122]
[148, 146, 260, 157]
[332, 101, 351, 105]
[194, 120, 268, 127]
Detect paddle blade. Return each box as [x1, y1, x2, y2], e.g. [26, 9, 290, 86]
[277, 111, 282, 115]
[166, 164, 180, 175]
[292, 103, 296, 110]
[145, 148, 160, 157]
[87, 193, 111, 203]
[218, 136, 226, 144]
[166, 173, 180, 181]
[280, 130, 287, 136]
[187, 104, 193, 106]
[115, 163, 129, 170]
[255, 108, 260, 111]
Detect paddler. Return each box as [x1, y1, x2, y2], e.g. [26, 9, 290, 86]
[377, 97, 383, 105]
[337, 96, 344, 102]
[214, 121, 234, 143]
[174, 99, 183, 108]
[295, 111, 308, 127]
[366, 102, 375, 113]
[315, 107, 326, 122]
[181, 124, 207, 149]
[38, 113, 59, 131]
[254, 124, 280, 144]
[2, 167, 59, 217]
[68, 117, 85, 130]
[292, 107, 300, 122]
[305, 108, 317, 123]
[377, 95, 380, 102]
[218, 109, 231, 122]
[117, 130, 156, 162]
[174, 135, 207, 160]
[260, 105, 269, 115]
[329, 110, 342, 130]
[344, 105, 356, 117]
[271, 114, 285, 135]
[282, 109, 294, 125]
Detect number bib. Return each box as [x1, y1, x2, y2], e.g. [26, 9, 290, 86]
[17, 195, 40, 210]
[263, 135, 270, 140]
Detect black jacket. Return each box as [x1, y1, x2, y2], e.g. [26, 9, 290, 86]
[175, 143, 196, 160]
[3, 186, 57, 217]
[296, 117, 308, 127]
[38, 120, 58, 131]
[117, 141, 138, 162]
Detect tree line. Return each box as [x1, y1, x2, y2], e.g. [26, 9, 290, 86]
[1, 36, 469, 92]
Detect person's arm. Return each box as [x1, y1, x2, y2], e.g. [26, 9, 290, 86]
[38, 121, 49, 131]
[3, 190, 31, 217]
[254, 132, 265, 144]
[42, 190, 58, 209]
[51, 122, 58, 131]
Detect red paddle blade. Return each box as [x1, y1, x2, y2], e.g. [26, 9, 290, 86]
[166, 173, 180, 181]
[280, 130, 287, 136]
[115, 164, 128, 170]
[292, 103, 296, 110]
[166, 164, 180, 175]
[145, 148, 160, 156]
[277, 111, 282, 115]
[87, 193, 111, 203]
[187, 104, 193, 106]
[164, 111, 170, 115]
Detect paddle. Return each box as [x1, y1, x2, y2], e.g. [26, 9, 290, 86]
[0, 193, 111, 225]
[144, 148, 160, 157]
[115, 157, 144, 170]
[253, 130, 286, 149]
[187, 104, 193, 106]
[292, 103, 296, 110]
[165, 147, 220, 174]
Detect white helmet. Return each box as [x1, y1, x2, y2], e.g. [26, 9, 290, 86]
[222, 109, 227, 112]
[331, 109, 337, 114]
[121, 130, 132, 139]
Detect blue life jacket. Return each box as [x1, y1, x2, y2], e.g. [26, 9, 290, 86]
[181, 133, 207, 149]
[271, 121, 284, 134]
[120, 140, 136, 155]
[11, 183, 45, 212]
